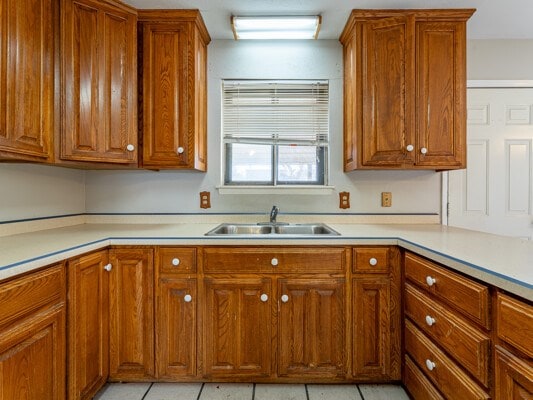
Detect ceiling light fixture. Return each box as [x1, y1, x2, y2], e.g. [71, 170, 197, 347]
[231, 15, 322, 40]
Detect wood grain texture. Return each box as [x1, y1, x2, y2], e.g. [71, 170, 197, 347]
[157, 247, 197, 274]
[278, 278, 345, 378]
[353, 247, 390, 273]
[156, 277, 197, 379]
[203, 277, 272, 378]
[139, 10, 209, 170]
[67, 250, 109, 400]
[405, 320, 490, 400]
[0, 264, 64, 329]
[415, 21, 466, 168]
[405, 283, 490, 386]
[61, 0, 137, 164]
[404, 355, 445, 400]
[494, 346, 533, 400]
[109, 248, 154, 380]
[203, 247, 347, 274]
[404, 252, 491, 328]
[496, 293, 533, 359]
[340, 9, 473, 171]
[352, 276, 391, 379]
[0, 265, 65, 400]
[0, 0, 54, 161]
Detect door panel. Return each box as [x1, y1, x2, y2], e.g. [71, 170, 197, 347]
[448, 88, 533, 239]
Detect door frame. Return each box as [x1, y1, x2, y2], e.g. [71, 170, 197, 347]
[441, 80, 533, 225]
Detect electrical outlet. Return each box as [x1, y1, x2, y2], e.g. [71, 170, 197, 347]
[339, 191, 350, 209]
[200, 191, 211, 209]
[381, 192, 392, 207]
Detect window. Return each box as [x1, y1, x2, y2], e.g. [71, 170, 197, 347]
[222, 80, 329, 186]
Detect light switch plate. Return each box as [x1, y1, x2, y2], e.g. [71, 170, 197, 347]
[381, 192, 392, 207]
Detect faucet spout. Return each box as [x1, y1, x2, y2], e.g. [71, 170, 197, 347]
[270, 206, 279, 224]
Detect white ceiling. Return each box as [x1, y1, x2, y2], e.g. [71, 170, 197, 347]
[123, 0, 533, 40]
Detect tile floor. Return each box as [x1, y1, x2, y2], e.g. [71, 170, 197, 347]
[93, 382, 410, 400]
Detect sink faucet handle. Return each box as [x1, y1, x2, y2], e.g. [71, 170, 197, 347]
[270, 206, 279, 223]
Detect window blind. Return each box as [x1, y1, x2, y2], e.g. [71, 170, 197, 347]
[222, 80, 329, 146]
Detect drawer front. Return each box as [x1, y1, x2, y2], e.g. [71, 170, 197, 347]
[0, 264, 65, 328]
[404, 355, 445, 400]
[405, 320, 490, 400]
[203, 247, 346, 274]
[405, 283, 490, 386]
[158, 247, 197, 274]
[404, 252, 490, 328]
[353, 247, 390, 273]
[496, 293, 533, 358]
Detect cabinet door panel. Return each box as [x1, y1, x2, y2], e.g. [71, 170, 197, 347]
[415, 22, 466, 168]
[156, 278, 197, 378]
[204, 278, 271, 377]
[278, 279, 345, 377]
[101, 8, 136, 161]
[109, 248, 154, 380]
[361, 16, 415, 166]
[61, 0, 136, 163]
[0, 306, 65, 400]
[353, 277, 390, 378]
[68, 251, 109, 400]
[0, 0, 53, 159]
[495, 346, 533, 400]
[142, 23, 189, 167]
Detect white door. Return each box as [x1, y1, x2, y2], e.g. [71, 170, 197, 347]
[448, 87, 533, 240]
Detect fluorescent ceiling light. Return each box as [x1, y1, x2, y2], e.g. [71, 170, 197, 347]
[231, 16, 321, 40]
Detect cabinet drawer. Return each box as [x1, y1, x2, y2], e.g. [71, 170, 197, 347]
[353, 247, 390, 273]
[0, 264, 65, 329]
[404, 252, 490, 328]
[404, 355, 444, 400]
[405, 283, 490, 386]
[496, 293, 533, 358]
[158, 247, 197, 274]
[203, 247, 346, 274]
[405, 320, 490, 400]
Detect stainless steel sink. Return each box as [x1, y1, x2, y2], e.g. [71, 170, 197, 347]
[205, 223, 340, 236]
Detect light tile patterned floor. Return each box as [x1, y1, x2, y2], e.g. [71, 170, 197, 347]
[94, 383, 409, 400]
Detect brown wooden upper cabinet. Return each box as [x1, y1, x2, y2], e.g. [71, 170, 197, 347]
[138, 10, 210, 170]
[340, 9, 475, 170]
[60, 0, 138, 165]
[0, 0, 55, 162]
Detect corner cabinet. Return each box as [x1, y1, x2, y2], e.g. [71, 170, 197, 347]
[60, 0, 138, 165]
[0, 0, 55, 162]
[340, 9, 475, 170]
[138, 10, 210, 170]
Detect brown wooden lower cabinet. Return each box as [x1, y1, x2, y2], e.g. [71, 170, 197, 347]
[67, 251, 110, 400]
[495, 346, 533, 400]
[156, 277, 197, 379]
[278, 278, 345, 378]
[203, 277, 272, 378]
[109, 248, 155, 380]
[0, 264, 66, 400]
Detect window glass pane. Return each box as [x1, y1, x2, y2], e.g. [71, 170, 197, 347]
[277, 145, 321, 183]
[228, 144, 272, 183]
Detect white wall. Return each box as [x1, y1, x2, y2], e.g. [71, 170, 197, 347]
[85, 40, 441, 215]
[468, 39, 533, 80]
[0, 164, 85, 222]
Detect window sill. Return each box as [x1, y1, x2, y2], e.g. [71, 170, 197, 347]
[216, 185, 336, 195]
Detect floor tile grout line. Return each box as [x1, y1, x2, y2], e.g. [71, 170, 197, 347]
[305, 383, 310, 400]
[196, 382, 205, 400]
[140, 382, 154, 400]
[356, 384, 365, 400]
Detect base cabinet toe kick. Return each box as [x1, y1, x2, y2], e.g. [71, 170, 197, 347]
[0, 245, 531, 400]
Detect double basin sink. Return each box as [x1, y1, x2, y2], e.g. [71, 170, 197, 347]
[205, 223, 340, 236]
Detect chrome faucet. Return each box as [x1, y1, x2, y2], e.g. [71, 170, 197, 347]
[270, 206, 279, 224]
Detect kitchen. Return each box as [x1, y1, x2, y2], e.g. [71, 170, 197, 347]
[0, 0, 532, 399]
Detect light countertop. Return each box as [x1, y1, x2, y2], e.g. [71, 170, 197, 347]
[0, 222, 531, 301]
